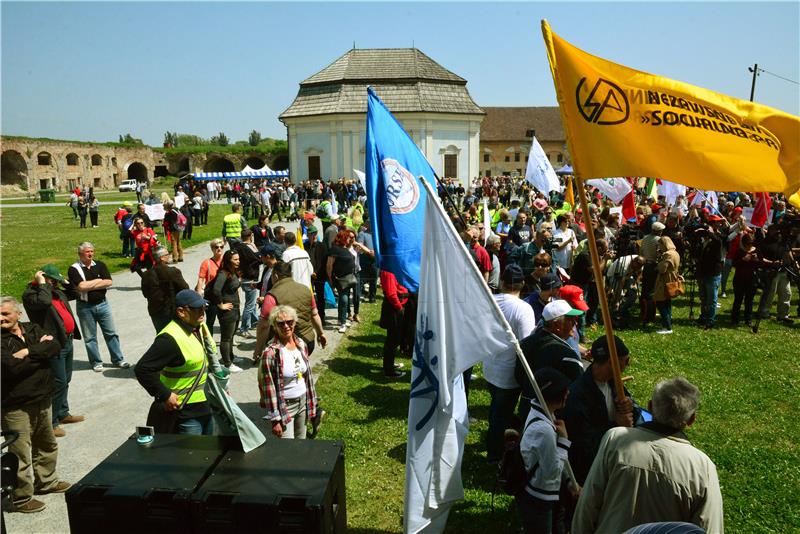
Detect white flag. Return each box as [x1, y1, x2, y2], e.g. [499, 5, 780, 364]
[525, 136, 561, 193]
[354, 168, 366, 190]
[586, 178, 632, 204]
[405, 181, 516, 534]
[483, 198, 491, 245]
[658, 179, 686, 207]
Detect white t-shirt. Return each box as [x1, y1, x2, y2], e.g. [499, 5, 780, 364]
[483, 293, 537, 389]
[282, 246, 314, 288]
[552, 227, 577, 268]
[281, 346, 308, 400]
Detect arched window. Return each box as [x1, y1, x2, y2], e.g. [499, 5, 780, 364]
[37, 152, 52, 165]
[91, 154, 103, 166]
[66, 153, 79, 166]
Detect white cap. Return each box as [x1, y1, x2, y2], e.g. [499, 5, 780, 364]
[542, 299, 584, 322]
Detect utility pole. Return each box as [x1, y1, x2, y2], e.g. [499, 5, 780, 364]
[748, 63, 760, 101]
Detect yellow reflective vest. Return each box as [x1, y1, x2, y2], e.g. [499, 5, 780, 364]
[223, 213, 242, 238]
[158, 321, 207, 406]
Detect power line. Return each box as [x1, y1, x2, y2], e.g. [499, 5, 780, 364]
[759, 68, 799, 86]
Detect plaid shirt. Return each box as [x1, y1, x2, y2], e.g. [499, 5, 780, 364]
[258, 335, 317, 425]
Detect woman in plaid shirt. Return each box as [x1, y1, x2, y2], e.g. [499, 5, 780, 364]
[258, 305, 317, 439]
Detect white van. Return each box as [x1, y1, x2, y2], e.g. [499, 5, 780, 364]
[119, 179, 138, 192]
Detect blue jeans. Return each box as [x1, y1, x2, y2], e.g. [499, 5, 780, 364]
[50, 336, 74, 426]
[76, 300, 125, 366]
[656, 299, 673, 330]
[337, 286, 351, 325]
[239, 285, 259, 332]
[700, 274, 722, 327]
[121, 233, 134, 257]
[486, 382, 521, 462]
[176, 414, 214, 435]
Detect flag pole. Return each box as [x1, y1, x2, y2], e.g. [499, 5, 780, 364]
[574, 175, 626, 397]
[432, 171, 469, 230]
[419, 176, 578, 489]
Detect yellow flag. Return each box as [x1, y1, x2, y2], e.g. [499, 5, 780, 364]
[790, 191, 800, 209]
[296, 228, 304, 250]
[541, 20, 799, 196]
[564, 174, 575, 210]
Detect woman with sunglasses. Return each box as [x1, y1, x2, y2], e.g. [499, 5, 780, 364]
[195, 238, 225, 335]
[130, 217, 158, 276]
[258, 305, 318, 439]
[210, 250, 243, 373]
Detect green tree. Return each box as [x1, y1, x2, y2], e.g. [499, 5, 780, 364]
[211, 132, 229, 146]
[248, 130, 262, 146]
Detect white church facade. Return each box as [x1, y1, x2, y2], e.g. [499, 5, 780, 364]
[280, 48, 484, 187]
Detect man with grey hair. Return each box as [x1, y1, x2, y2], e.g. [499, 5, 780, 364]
[573, 377, 724, 534]
[67, 242, 130, 372]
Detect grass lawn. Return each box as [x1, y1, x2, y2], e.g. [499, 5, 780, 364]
[317, 291, 800, 533]
[0, 203, 232, 298]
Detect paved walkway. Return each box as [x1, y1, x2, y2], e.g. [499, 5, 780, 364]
[6, 223, 359, 532]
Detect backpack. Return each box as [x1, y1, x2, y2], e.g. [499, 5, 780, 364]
[174, 210, 187, 232]
[497, 419, 536, 496]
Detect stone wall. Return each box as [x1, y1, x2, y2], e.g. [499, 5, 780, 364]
[0, 137, 288, 192]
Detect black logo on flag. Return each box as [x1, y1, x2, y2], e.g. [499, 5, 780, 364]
[576, 78, 629, 125]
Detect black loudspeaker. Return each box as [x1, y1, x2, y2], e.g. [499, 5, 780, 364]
[66, 435, 346, 534]
[65, 435, 228, 533]
[191, 439, 346, 533]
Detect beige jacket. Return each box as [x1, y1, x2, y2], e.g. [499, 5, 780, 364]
[573, 425, 724, 534]
[654, 236, 681, 302]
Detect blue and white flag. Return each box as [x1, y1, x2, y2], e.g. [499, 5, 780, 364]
[525, 136, 562, 194]
[405, 179, 517, 534]
[365, 87, 435, 292]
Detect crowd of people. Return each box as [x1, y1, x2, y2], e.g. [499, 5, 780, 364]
[4, 172, 797, 531]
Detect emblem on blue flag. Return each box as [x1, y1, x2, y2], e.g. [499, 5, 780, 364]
[365, 86, 435, 292]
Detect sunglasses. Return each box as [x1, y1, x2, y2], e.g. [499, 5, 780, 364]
[276, 320, 295, 328]
[535, 263, 551, 268]
[213, 245, 224, 250]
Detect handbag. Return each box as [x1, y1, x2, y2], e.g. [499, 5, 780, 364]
[335, 272, 357, 291]
[665, 272, 685, 299]
[146, 349, 208, 434]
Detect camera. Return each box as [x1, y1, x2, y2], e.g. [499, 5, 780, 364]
[543, 236, 563, 252]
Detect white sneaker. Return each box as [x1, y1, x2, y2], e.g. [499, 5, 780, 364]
[345, 320, 352, 327]
[656, 329, 673, 335]
[228, 364, 243, 373]
[92, 363, 104, 372]
[338, 325, 347, 334]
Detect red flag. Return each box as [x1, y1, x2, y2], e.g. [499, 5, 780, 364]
[751, 192, 772, 227]
[622, 190, 637, 221]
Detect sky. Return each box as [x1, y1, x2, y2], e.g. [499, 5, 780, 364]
[2, 1, 798, 146]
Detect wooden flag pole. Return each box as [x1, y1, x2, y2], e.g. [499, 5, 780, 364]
[574, 175, 626, 397]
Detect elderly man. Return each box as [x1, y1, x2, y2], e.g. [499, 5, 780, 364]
[67, 242, 130, 372]
[483, 264, 537, 464]
[324, 215, 346, 248]
[573, 378, 724, 534]
[516, 299, 584, 423]
[141, 247, 190, 332]
[1, 296, 71, 513]
[564, 335, 639, 485]
[639, 221, 664, 325]
[22, 265, 84, 438]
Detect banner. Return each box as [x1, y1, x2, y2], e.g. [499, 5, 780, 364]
[405, 180, 517, 534]
[144, 203, 165, 221]
[525, 136, 562, 193]
[365, 87, 435, 292]
[658, 180, 687, 207]
[541, 20, 800, 196]
[586, 178, 632, 204]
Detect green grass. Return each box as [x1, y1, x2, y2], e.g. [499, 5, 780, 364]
[0, 203, 232, 298]
[317, 292, 800, 533]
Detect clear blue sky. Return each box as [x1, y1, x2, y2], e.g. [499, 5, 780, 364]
[2, 1, 798, 146]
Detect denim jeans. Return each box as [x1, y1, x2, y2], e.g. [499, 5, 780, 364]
[486, 382, 521, 462]
[700, 274, 722, 327]
[121, 233, 135, 257]
[76, 300, 125, 366]
[239, 285, 259, 332]
[337, 286, 351, 325]
[176, 414, 214, 436]
[50, 335, 74, 425]
[656, 299, 672, 330]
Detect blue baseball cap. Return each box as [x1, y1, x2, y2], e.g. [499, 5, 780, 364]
[174, 289, 207, 309]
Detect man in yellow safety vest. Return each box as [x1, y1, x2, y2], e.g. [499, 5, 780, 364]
[221, 203, 247, 246]
[135, 289, 213, 435]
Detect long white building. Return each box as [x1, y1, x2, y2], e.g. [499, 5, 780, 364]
[280, 48, 484, 187]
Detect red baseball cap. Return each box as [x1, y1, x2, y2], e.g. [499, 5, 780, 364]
[651, 203, 662, 212]
[558, 285, 590, 311]
[707, 214, 725, 222]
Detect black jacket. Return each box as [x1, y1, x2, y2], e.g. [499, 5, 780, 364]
[232, 242, 262, 281]
[141, 263, 190, 316]
[563, 364, 641, 484]
[516, 328, 583, 400]
[2, 322, 61, 409]
[22, 281, 81, 344]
